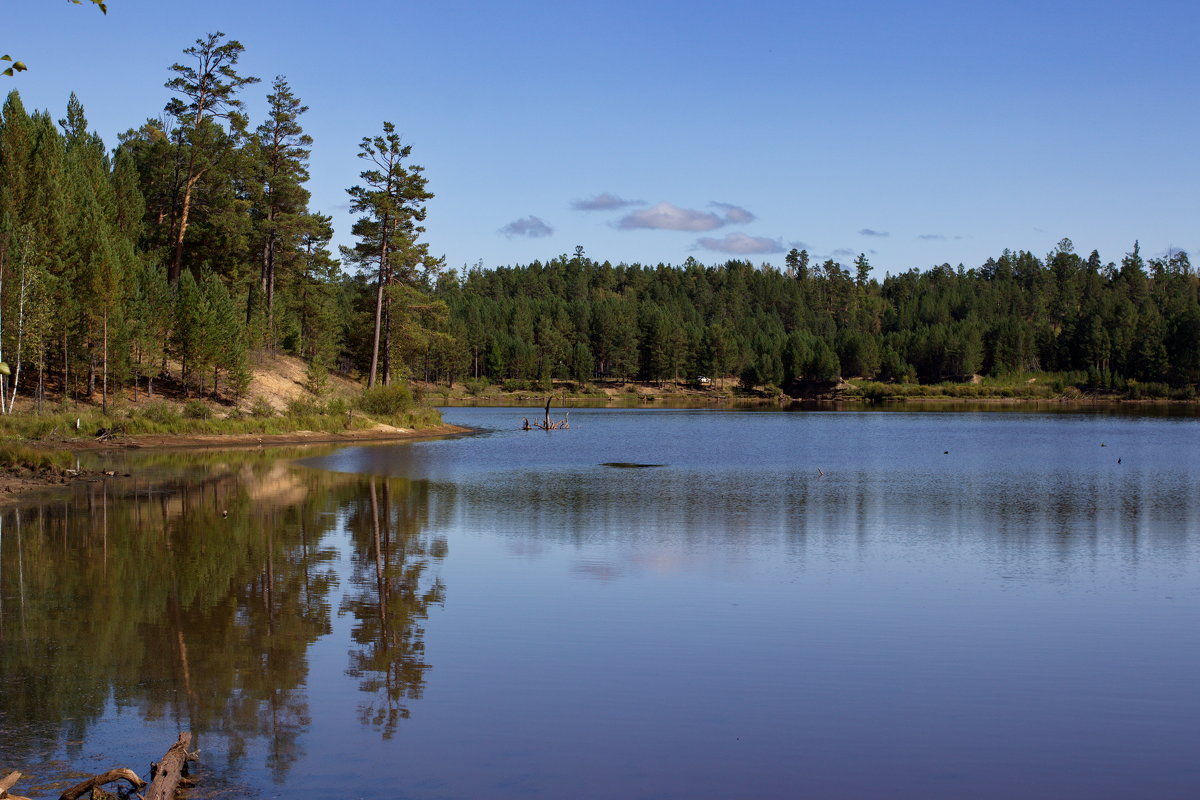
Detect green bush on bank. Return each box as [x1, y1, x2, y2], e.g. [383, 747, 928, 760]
[356, 384, 414, 416]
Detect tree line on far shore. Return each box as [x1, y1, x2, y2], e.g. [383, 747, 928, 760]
[423, 242, 1199, 397]
[2, 33, 1197, 413]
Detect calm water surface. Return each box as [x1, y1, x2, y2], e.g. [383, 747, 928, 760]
[1, 408, 1198, 799]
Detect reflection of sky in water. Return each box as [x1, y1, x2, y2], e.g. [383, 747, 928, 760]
[293, 409, 1200, 798]
[3, 409, 1198, 800]
[308, 408, 1200, 575]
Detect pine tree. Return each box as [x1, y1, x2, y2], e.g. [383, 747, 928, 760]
[162, 32, 258, 283]
[247, 76, 313, 343]
[342, 122, 433, 387]
[203, 269, 249, 397]
[171, 269, 211, 393]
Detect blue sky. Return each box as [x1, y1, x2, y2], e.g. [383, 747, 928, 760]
[5, 0, 1198, 276]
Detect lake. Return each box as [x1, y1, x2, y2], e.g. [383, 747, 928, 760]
[1, 407, 1198, 799]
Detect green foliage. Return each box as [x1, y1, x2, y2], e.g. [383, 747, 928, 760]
[343, 121, 435, 388]
[182, 399, 210, 419]
[356, 383, 414, 417]
[250, 397, 276, 418]
[1, 55, 28, 77]
[285, 397, 322, 417]
[425, 243, 1200, 399]
[138, 401, 181, 425]
[324, 397, 350, 417]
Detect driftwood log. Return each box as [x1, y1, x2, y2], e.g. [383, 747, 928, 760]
[58, 769, 145, 800]
[0, 771, 31, 800]
[147, 732, 192, 800]
[2, 732, 191, 800]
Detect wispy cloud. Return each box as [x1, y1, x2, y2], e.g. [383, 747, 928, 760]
[696, 233, 785, 255]
[617, 202, 724, 232]
[831, 248, 857, 259]
[499, 216, 554, 238]
[711, 202, 756, 224]
[918, 233, 945, 240]
[571, 192, 643, 211]
[788, 240, 810, 251]
[859, 228, 889, 237]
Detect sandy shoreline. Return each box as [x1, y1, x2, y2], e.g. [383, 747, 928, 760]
[0, 423, 475, 503]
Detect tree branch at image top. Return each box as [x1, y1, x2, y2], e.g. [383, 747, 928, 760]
[3, 1, 108, 76]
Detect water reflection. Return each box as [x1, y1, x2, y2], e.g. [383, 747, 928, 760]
[2, 409, 1198, 799]
[341, 477, 447, 738]
[0, 448, 450, 787]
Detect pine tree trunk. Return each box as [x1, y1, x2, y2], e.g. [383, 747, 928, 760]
[169, 170, 204, 283]
[266, 231, 277, 348]
[0, 244, 7, 415]
[62, 332, 69, 403]
[367, 218, 389, 388]
[382, 292, 392, 386]
[102, 313, 108, 416]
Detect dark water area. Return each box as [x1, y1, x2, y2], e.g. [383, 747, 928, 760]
[1, 409, 1198, 799]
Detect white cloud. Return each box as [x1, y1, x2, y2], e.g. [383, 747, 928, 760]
[499, 216, 554, 238]
[617, 202, 724, 232]
[696, 232, 785, 255]
[859, 228, 889, 237]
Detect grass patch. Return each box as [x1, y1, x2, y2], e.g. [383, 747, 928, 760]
[0, 394, 444, 443]
[0, 442, 73, 474]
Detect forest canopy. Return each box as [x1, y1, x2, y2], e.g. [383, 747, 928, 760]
[0, 31, 1196, 414]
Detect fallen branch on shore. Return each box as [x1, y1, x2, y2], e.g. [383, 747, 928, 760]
[147, 732, 193, 800]
[1, 732, 194, 800]
[1, 771, 30, 800]
[58, 769, 145, 800]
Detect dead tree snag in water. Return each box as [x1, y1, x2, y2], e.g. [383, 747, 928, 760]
[523, 397, 568, 430]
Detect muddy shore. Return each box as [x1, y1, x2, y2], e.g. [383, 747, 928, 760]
[0, 423, 474, 503]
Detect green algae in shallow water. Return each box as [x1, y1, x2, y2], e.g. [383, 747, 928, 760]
[600, 462, 665, 468]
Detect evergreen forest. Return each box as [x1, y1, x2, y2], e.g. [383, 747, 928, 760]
[432, 242, 1200, 398]
[1, 33, 1197, 415]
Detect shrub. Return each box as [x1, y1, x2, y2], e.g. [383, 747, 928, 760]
[356, 383, 414, 417]
[464, 377, 490, 395]
[139, 401, 181, 425]
[286, 398, 322, 417]
[502, 378, 528, 393]
[182, 399, 210, 420]
[250, 397, 277, 418]
[1172, 384, 1197, 401]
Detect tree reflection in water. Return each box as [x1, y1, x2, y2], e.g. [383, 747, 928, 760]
[0, 447, 450, 785]
[341, 476, 447, 739]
